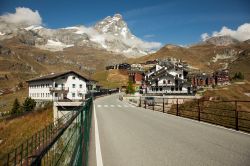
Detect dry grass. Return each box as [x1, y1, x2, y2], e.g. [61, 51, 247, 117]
[0, 107, 53, 157]
[0, 88, 28, 113]
[93, 69, 128, 88]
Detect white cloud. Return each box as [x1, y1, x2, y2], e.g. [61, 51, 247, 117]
[201, 33, 209, 41]
[123, 37, 162, 50]
[201, 23, 250, 41]
[0, 7, 42, 25]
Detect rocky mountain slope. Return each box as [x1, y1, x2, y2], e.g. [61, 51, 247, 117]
[0, 36, 126, 89]
[0, 14, 160, 57]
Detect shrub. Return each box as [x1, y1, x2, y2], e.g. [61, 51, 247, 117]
[233, 72, 244, 80]
[11, 98, 20, 114]
[22, 97, 36, 112]
[126, 81, 135, 94]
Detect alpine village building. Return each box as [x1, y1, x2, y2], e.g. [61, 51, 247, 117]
[144, 61, 193, 95]
[26, 71, 93, 102]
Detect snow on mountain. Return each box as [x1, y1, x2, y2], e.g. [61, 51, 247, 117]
[24, 25, 43, 31]
[0, 13, 161, 57]
[203, 35, 240, 46]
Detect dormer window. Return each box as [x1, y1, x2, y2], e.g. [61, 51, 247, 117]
[72, 76, 76, 79]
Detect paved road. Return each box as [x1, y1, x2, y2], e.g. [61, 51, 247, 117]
[89, 94, 250, 166]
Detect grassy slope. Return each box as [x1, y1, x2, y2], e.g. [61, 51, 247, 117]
[0, 88, 28, 113]
[93, 69, 129, 88]
[0, 107, 53, 157]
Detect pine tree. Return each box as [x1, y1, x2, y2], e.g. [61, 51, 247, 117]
[11, 98, 20, 114]
[23, 97, 36, 112]
[126, 81, 135, 94]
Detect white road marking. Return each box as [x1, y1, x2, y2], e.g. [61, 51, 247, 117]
[94, 104, 104, 166]
[104, 105, 108, 107]
[110, 105, 115, 107]
[123, 105, 129, 107]
[97, 105, 102, 108]
[117, 105, 122, 107]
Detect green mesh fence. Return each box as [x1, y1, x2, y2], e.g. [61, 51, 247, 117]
[0, 98, 93, 166]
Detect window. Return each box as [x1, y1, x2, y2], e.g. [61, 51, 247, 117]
[163, 80, 166, 84]
[179, 86, 182, 91]
[171, 86, 174, 91]
[72, 84, 76, 88]
[55, 93, 58, 97]
[79, 84, 82, 88]
[168, 80, 171, 84]
[79, 93, 83, 97]
[179, 74, 182, 78]
[160, 87, 162, 91]
[55, 83, 58, 88]
[72, 76, 75, 79]
[72, 93, 75, 97]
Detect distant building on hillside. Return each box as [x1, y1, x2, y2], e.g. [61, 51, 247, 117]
[189, 73, 215, 88]
[128, 70, 144, 93]
[106, 63, 131, 70]
[26, 71, 89, 102]
[214, 69, 230, 85]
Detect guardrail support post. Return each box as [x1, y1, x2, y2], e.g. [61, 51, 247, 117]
[198, 100, 201, 121]
[176, 99, 179, 116]
[163, 98, 165, 113]
[235, 101, 239, 131]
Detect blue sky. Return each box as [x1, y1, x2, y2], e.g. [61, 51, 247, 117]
[0, 0, 250, 45]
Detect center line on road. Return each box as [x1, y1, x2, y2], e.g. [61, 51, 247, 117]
[104, 105, 108, 107]
[110, 105, 114, 107]
[94, 104, 104, 166]
[117, 105, 122, 107]
[97, 105, 102, 108]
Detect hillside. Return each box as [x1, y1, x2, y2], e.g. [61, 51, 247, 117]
[93, 69, 129, 88]
[0, 37, 127, 90]
[128, 42, 250, 77]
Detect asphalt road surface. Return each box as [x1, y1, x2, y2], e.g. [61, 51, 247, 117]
[89, 94, 250, 166]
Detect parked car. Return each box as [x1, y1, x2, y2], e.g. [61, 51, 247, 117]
[145, 97, 155, 106]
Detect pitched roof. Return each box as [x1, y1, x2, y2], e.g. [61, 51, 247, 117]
[26, 71, 89, 83]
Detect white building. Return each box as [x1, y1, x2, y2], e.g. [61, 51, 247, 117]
[145, 62, 192, 95]
[26, 71, 89, 101]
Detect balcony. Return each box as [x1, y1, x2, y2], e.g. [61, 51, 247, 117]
[49, 87, 69, 92]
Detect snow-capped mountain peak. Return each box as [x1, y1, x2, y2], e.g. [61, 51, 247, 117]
[0, 13, 161, 57]
[94, 13, 133, 39]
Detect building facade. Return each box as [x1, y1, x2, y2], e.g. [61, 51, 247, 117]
[144, 61, 192, 95]
[27, 71, 89, 101]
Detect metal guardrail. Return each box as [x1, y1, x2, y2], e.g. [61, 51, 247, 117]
[138, 97, 250, 133]
[0, 89, 119, 166]
[0, 98, 93, 166]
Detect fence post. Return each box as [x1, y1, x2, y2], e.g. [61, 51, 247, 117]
[163, 98, 165, 113]
[235, 101, 239, 131]
[176, 99, 179, 116]
[198, 99, 200, 121]
[139, 97, 141, 107]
